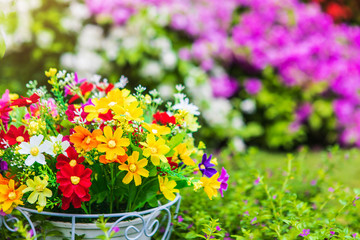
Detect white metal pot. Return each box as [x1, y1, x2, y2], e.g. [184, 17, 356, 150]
[1, 194, 181, 240]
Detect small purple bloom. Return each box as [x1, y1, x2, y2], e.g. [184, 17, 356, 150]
[198, 154, 217, 178]
[254, 177, 260, 185]
[244, 78, 262, 95]
[353, 233, 357, 238]
[112, 226, 120, 233]
[178, 215, 183, 223]
[210, 76, 239, 98]
[299, 229, 310, 237]
[328, 187, 335, 192]
[218, 167, 229, 197]
[0, 209, 6, 216]
[28, 229, 34, 238]
[216, 226, 221, 231]
[330, 231, 335, 235]
[250, 217, 257, 225]
[187, 223, 194, 229]
[0, 159, 8, 171]
[310, 180, 317, 186]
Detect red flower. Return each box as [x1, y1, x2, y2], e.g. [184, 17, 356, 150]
[65, 105, 89, 124]
[56, 164, 92, 208]
[98, 110, 114, 121]
[61, 192, 90, 210]
[96, 83, 114, 94]
[4, 125, 29, 146]
[0, 131, 8, 149]
[69, 82, 94, 104]
[152, 112, 176, 125]
[326, 3, 351, 22]
[0, 105, 11, 127]
[166, 157, 179, 170]
[11, 93, 40, 107]
[56, 147, 85, 169]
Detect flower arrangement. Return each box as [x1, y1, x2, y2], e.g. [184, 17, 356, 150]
[0, 68, 228, 215]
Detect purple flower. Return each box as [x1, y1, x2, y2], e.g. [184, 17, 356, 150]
[187, 223, 194, 229]
[178, 215, 183, 223]
[328, 187, 335, 192]
[28, 229, 34, 238]
[254, 177, 260, 185]
[244, 78, 262, 95]
[216, 226, 221, 231]
[210, 76, 239, 98]
[353, 233, 357, 238]
[198, 154, 217, 178]
[299, 229, 310, 237]
[310, 180, 317, 186]
[0, 209, 6, 216]
[0, 159, 8, 171]
[330, 231, 335, 235]
[112, 226, 120, 233]
[218, 167, 229, 197]
[250, 217, 257, 225]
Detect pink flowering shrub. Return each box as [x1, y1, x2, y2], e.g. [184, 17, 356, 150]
[83, 0, 360, 148]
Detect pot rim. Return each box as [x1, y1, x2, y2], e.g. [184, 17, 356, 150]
[17, 193, 180, 219]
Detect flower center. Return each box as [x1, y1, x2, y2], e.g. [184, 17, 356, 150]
[199, 164, 206, 170]
[108, 140, 116, 148]
[150, 147, 157, 154]
[8, 191, 16, 200]
[16, 136, 25, 143]
[30, 147, 39, 156]
[85, 136, 92, 145]
[36, 184, 45, 192]
[70, 176, 80, 185]
[129, 163, 137, 173]
[69, 160, 77, 167]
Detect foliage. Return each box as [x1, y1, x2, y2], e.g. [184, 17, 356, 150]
[171, 147, 360, 239]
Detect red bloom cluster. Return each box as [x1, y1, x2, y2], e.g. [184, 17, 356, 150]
[4, 125, 30, 146]
[152, 112, 176, 125]
[312, 0, 351, 22]
[56, 150, 92, 210]
[11, 93, 40, 107]
[65, 105, 89, 124]
[69, 82, 95, 104]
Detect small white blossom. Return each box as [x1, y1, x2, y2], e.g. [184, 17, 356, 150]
[115, 75, 128, 89]
[241, 99, 256, 114]
[46, 134, 70, 157]
[173, 98, 200, 116]
[175, 84, 185, 92]
[18, 135, 52, 166]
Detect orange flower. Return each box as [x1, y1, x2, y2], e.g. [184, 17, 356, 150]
[70, 126, 102, 152]
[99, 153, 128, 164]
[0, 179, 26, 213]
[96, 126, 130, 160]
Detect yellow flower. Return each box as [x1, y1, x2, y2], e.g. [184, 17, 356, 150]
[45, 68, 57, 77]
[0, 179, 26, 213]
[84, 98, 111, 122]
[96, 126, 130, 160]
[158, 176, 179, 201]
[113, 101, 143, 122]
[22, 176, 52, 209]
[106, 88, 136, 109]
[142, 123, 170, 136]
[172, 143, 195, 166]
[200, 172, 221, 200]
[140, 134, 170, 166]
[118, 151, 149, 186]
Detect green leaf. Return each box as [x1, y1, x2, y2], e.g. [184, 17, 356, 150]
[167, 132, 187, 149]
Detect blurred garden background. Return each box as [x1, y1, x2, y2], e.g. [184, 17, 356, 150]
[2, 0, 360, 239]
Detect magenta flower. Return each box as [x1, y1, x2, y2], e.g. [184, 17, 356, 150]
[244, 78, 262, 95]
[198, 153, 217, 178]
[218, 167, 229, 197]
[178, 215, 183, 223]
[299, 229, 310, 237]
[210, 76, 239, 98]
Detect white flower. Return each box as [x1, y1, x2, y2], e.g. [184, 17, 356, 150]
[232, 137, 246, 153]
[241, 99, 256, 114]
[18, 135, 51, 166]
[173, 98, 200, 116]
[115, 75, 128, 89]
[46, 134, 70, 157]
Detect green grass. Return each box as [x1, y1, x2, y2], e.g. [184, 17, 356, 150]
[250, 148, 360, 188]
